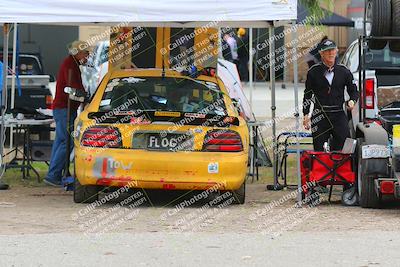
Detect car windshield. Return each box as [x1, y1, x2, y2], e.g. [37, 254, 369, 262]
[98, 76, 226, 115]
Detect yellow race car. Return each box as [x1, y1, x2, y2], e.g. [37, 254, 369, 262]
[73, 69, 249, 204]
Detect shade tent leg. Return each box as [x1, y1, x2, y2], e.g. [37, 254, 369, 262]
[249, 27, 253, 109]
[266, 23, 283, 191]
[249, 28, 254, 178]
[10, 23, 17, 150]
[0, 24, 10, 189]
[292, 23, 302, 203]
[270, 25, 277, 188]
[1, 25, 9, 160]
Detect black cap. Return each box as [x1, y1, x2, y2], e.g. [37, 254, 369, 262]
[319, 39, 337, 52]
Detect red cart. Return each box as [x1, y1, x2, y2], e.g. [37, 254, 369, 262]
[300, 150, 357, 206]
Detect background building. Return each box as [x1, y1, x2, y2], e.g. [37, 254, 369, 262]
[0, 24, 78, 77]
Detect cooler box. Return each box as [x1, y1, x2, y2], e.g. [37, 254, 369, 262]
[30, 140, 53, 161]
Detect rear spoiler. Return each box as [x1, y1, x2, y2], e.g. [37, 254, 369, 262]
[88, 111, 240, 127]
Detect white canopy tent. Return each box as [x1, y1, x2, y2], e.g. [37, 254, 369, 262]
[0, 0, 302, 198]
[0, 0, 296, 24]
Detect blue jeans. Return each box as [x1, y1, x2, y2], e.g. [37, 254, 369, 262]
[46, 108, 77, 182]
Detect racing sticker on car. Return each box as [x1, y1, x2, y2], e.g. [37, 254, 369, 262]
[208, 162, 219, 174]
[122, 77, 146, 83]
[100, 99, 111, 106]
[184, 113, 206, 118]
[105, 85, 114, 92]
[214, 106, 226, 116]
[205, 81, 218, 89]
[93, 157, 133, 178]
[108, 80, 120, 87]
[155, 111, 181, 117]
[192, 128, 203, 133]
[193, 80, 218, 90]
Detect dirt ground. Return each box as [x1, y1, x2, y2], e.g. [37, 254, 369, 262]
[3, 124, 388, 238]
[2, 173, 400, 266]
[1, 182, 399, 236]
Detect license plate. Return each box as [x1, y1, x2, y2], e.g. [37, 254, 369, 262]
[147, 134, 192, 151]
[362, 145, 391, 159]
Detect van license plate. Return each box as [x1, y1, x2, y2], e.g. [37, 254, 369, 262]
[362, 145, 390, 159]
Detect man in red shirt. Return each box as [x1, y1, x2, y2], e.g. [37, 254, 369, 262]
[45, 40, 89, 186]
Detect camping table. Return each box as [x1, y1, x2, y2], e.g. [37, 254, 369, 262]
[1, 118, 54, 181]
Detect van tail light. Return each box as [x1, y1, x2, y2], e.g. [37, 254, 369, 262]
[46, 95, 53, 109]
[380, 180, 394, 195]
[81, 126, 122, 148]
[203, 130, 243, 152]
[364, 78, 375, 109]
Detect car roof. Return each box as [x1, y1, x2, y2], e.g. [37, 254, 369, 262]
[108, 68, 220, 83]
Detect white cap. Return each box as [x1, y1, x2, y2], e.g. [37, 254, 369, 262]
[68, 40, 91, 55]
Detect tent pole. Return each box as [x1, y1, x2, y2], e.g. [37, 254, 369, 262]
[248, 27, 254, 178]
[249, 27, 253, 109]
[291, 22, 302, 203]
[270, 23, 278, 189]
[282, 41, 287, 89]
[10, 23, 17, 149]
[218, 28, 222, 58]
[1, 24, 10, 175]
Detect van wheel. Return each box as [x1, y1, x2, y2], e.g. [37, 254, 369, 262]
[359, 173, 380, 208]
[74, 178, 99, 203]
[390, 0, 400, 52]
[366, 0, 391, 50]
[357, 139, 380, 208]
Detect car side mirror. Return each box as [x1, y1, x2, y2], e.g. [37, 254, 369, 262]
[49, 75, 55, 82]
[64, 87, 87, 103]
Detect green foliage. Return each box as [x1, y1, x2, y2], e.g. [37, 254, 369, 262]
[300, 0, 334, 25]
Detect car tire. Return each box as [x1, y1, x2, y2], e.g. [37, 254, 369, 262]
[366, 0, 391, 50]
[230, 181, 246, 204]
[357, 138, 380, 208]
[73, 178, 99, 203]
[390, 0, 400, 52]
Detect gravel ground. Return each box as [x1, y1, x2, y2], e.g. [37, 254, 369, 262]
[1, 184, 400, 266]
